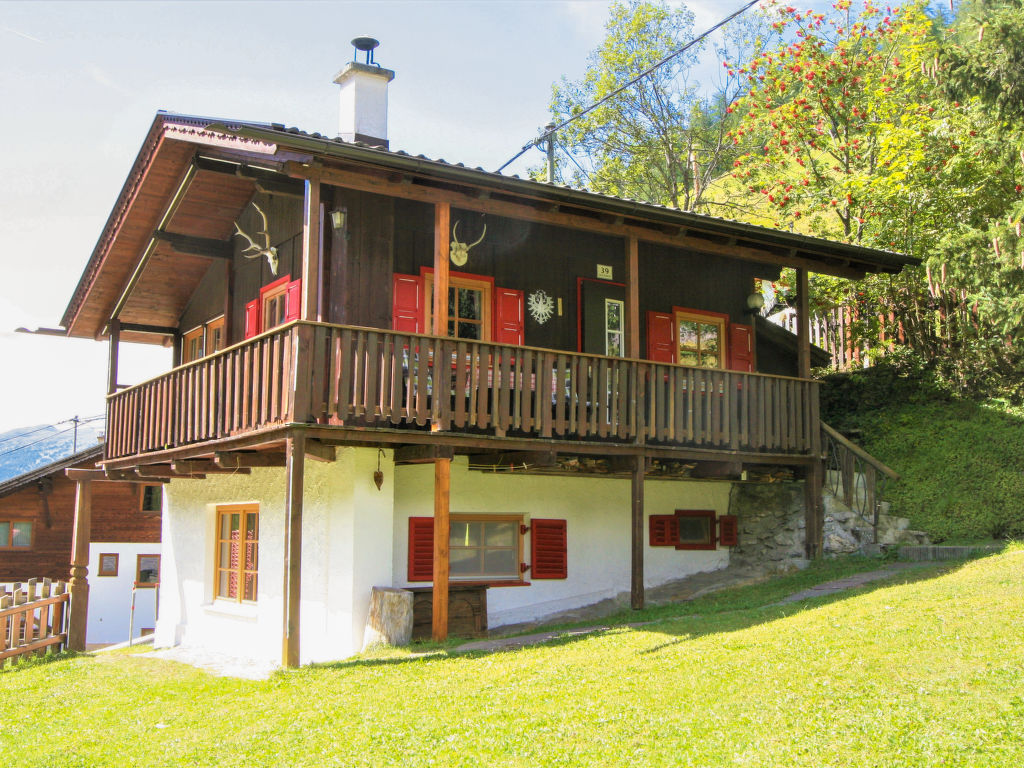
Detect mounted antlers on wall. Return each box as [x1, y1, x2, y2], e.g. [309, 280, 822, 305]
[449, 220, 486, 267]
[233, 202, 279, 275]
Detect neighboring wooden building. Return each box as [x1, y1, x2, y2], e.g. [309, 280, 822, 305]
[53, 57, 917, 666]
[0, 447, 161, 644]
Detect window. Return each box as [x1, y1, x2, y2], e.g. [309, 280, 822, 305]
[648, 511, 738, 549]
[98, 553, 119, 577]
[449, 515, 522, 582]
[262, 281, 289, 331]
[407, 515, 567, 583]
[216, 504, 259, 602]
[0, 521, 32, 549]
[605, 298, 624, 357]
[181, 315, 226, 364]
[676, 309, 726, 369]
[140, 484, 163, 514]
[424, 273, 493, 341]
[136, 554, 160, 586]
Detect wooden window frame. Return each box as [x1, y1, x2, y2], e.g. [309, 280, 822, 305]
[0, 520, 33, 550]
[673, 306, 729, 370]
[673, 510, 717, 551]
[260, 276, 291, 332]
[181, 314, 227, 364]
[135, 553, 161, 587]
[215, 504, 259, 603]
[448, 513, 524, 585]
[421, 267, 494, 342]
[139, 484, 163, 514]
[98, 553, 119, 577]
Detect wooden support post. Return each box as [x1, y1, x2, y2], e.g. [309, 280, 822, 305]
[301, 175, 322, 322]
[625, 236, 640, 358]
[432, 457, 451, 641]
[796, 267, 811, 379]
[67, 480, 92, 651]
[433, 202, 451, 336]
[804, 461, 824, 559]
[631, 454, 645, 610]
[107, 318, 120, 395]
[282, 431, 305, 667]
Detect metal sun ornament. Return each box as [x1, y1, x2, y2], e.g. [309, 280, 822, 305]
[527, 289, 555, 325]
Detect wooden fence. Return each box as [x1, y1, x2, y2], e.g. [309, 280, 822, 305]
[107, 322, 821, 459]
[770, 307, 874, 370]
[0, 578, 69, 668]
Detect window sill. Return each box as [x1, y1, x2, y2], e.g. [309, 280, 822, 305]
[203, 600, 258, 621]
[451, 580, 531, 588]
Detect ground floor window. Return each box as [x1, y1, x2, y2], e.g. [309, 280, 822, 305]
[449, 515, 522, 582]
[98, 553, 119, 577]
[0, 520, 32, 549]
[136, 554, 161, 586]
[216, 504, 259, 602]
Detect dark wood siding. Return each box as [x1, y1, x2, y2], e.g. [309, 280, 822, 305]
[327, 186, 395, 328]
[178, 261, 226, 335]
[0, 472, 160, 582]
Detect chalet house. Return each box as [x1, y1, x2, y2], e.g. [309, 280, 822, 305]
[0, 446, 161, 644]
[55, 53, 917, 667]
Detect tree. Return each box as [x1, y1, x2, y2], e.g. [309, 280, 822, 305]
[549, 0, 777, 212]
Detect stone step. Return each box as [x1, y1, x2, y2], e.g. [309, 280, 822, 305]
[898, 544, 1005, 561]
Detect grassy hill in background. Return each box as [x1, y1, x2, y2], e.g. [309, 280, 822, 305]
[820, 359, 1024, 542]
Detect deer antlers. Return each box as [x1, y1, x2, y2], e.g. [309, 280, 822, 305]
[449, 220, 486, 267]
[233, 202, 279, 275]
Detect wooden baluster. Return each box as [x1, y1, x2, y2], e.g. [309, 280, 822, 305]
[452, 341, 467, 429]
[497, 345, 511, 436]
[540, 352, 554, 438]
[617, 362, 629, 440]
[365, 331, 380, 421]
[415, 336, 429, 426]
[391, 333, 406, 425]
[553, 354, 567, 436]
[520, 348, 533, 433]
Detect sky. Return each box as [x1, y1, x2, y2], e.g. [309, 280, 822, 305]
[0, 0, 757, 437]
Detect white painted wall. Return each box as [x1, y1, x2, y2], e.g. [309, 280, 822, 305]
[87, 542, 161, 645]
[154, 447, 394, 666]
[392, 457, 731, 628]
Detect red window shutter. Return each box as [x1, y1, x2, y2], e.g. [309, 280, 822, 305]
[244, 299, 261, 339]
[719, 515, 739, 547]
[649, 514, 679, 546]
[531, 518, 567, 579]
[493, 288, 524, 346]
[728, 323, 754, 372]
[407, 517, 434, 581]
[284, 278, 302, 322]
[392, 273, 423, 334]
[646, 311, 675, 363]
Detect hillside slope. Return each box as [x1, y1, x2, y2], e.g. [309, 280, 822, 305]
[0, 422, 104, 483]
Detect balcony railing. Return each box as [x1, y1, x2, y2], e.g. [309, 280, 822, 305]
[105, 321, 820, 461]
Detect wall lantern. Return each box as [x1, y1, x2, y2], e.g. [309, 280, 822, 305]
[330, 209, 347, 231]
[745, 291, 765, 315]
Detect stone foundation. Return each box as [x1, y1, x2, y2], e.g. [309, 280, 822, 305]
[728, 482, 808, 571]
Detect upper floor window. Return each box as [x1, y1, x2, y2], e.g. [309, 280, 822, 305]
[425, 273, 493, 341]
[0, 520, 32, 549]
[675, 309, 726, 369]
[181, 315, 226, 364]
[262, 281, 289, 332]
[244, 277, 301, 339]
[140, 484, 163, 514]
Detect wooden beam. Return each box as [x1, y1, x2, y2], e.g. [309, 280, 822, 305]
[432, 457, 451, 642]
[67, 480, 92, 652]
[105, 469, 175, 482]
[298, 163, 867, 279]
[631, 455, 645, 611]
[394, 445, 456, 464]
[118, 322, 178, 336]
[690, 460, 744, 479]
[301, 175, 322, 321]
[466, 450, 556, 469]
[433, 202, 451, 336]
[796, 267, 811, 378]
[107, 318, 120, 396]
[156, 460, 251, 476]
[152, 229, 233, 260]
[626, 236, 640, 358]
[304, 439, 336, 463]
[283, 431, 305, 668]
[65, 468, 107, 482]
[214, 451, 287, 469]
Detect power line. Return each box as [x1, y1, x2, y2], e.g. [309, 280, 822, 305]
[495, 0, 761, 174]
[556, 140, 594, 188]
[0, 414, 103, 448]
[0, 415, 105, 459]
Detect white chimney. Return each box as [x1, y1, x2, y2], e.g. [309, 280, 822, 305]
[334, 37, 395, 148]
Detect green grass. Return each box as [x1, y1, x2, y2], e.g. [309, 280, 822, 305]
[3, 548, 1023, 767]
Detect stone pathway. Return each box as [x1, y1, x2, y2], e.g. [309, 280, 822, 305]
[454, 562, 926, 654]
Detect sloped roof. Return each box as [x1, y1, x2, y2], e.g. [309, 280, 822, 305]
[0, 445, 103, 499]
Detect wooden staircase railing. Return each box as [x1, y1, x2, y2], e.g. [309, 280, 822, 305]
[820, 422, 900, 543]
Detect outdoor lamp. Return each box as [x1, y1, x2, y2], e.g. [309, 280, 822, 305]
[745, 291, 765, 315]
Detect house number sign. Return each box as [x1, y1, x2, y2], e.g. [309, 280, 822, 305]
[596, 264, 613, 280]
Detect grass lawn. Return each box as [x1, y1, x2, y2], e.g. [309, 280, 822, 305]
[3, 548, 1022, 767]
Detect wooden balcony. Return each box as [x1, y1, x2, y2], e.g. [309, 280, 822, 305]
[104, 321, 821, 464]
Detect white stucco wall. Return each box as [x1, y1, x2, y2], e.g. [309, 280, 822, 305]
[154, 447, 394, 665]
[87, 542, 161, 645]
[392, 456, 731, 628]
